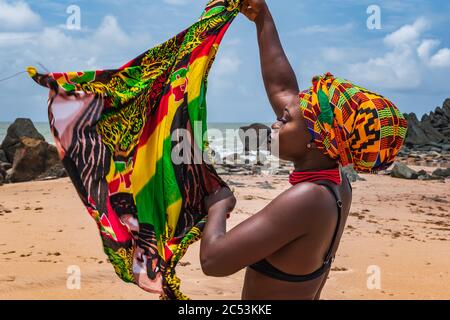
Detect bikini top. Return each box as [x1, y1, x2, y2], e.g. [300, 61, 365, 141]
[249, 180, 350, 282]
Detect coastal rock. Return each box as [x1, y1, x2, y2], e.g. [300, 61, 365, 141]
[0, 149, 7, 163]
[404, 99, 450, 152]
[222, 153, 243, 165]
[390, 163, 418, 180]
[0, 162, 12, 171]
[0, 118, 45, 163]
[342, 165, 366, 182]
[239, 123, 271, 153]
[6, 137, 61, 183]
[432, 167, 450, 178]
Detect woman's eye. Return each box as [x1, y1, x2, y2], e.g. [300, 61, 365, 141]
[277, 117, 287, 124]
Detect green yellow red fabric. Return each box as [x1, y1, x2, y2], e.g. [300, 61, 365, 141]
[27, 0, 242, 300]
[299, 72, 408, 172]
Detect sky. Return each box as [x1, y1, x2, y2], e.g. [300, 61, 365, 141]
[0, 0, 449, 123]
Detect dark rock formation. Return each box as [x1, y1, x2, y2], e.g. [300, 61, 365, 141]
[5, 137, 62, 183]
[0, 149, 7, 163]
[390, 163, 419, 179]
[0, 119, 66, 183]
[342, 165, 366, 182]
[0, 118, 45, 163]
[239, 123, 271, 153]
[404, 99, 450, 151]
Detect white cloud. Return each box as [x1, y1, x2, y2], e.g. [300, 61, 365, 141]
[0, 31, 34, 47]
[213, 53, 242, 77]
[348, 18, 450, 90]
[0, 0, 41, 30]
[384, 18, 428, 47]
[417, 39, 440, 60]
[429, 48, 450, 67]
[0, 13, 152, 74]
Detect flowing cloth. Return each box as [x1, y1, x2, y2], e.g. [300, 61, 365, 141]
[299, 72, 408, 172]
[27, 0, 241, 300]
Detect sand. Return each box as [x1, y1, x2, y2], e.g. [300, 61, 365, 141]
[0, 168, 449, 300]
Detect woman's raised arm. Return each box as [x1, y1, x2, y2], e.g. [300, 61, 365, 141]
[242, 0, 299, 118]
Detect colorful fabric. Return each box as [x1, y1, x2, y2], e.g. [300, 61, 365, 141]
[299, 72, 408, 172]
[27, 0, 242, 300]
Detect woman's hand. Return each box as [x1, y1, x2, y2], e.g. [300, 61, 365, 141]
[241, 0, 266, 22]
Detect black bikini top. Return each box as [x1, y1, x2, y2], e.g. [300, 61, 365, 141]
[249, 180, 349, 282]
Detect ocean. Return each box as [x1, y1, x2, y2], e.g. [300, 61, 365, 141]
[0, 122, 272, 159]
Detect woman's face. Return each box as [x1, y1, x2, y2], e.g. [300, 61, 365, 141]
[270, 102, 311, 162]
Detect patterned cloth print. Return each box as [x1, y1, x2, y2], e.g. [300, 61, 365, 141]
[27, 0, 242, 300]
[299, 72, 408, 173]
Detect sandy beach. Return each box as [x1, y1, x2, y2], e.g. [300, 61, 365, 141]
[0, 166, 449, 300]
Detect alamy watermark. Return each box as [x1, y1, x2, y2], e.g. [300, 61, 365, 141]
[367, 5, 382, 30]
[170, 122, 280, 169]
[66, 5, 81, 30]
[67, 265, 81, 290]
[366, 265, 382, 290]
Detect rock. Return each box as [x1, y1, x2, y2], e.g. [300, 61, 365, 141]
[251, 166, 262, 175]
[432, 167, 450, 178]
[215, 166, 231, 176]
[390, 163, 419, 179]
[0, 149, 7, 163]
[441, 144, 450, 151]
[238, 123, 271, 153]
[341, 165, 366, 182]
[6, 137, 61, 183]
[443, 99, 450, 119]
[256, 181, 275, 189]
[208, 148, 221, 164]
[36, 163, 68, 180]
[222, 153, 243, 165]
[273, 168, 290, 175]
[417, 171, 444, 181]
[0, 162, 12, 171]
[404, 113, 433, 146]
[404, 99, 450, 152]
[0, 119, 45, 163]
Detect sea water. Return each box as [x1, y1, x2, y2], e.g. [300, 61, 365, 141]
[0, 122, 272, 160]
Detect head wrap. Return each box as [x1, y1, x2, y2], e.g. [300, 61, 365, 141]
[299, 72, 408, 172]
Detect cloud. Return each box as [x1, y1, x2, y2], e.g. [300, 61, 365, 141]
[417, 39, 450, 67]
[384, 18, 428, 47]
[348, 18, 450, 90]
[0, 14, 150, 71]
[0, 0, 41, 30]
[213, 53, 242, 77]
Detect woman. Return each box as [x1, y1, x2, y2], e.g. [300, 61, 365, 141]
[200, 0, 407, 300]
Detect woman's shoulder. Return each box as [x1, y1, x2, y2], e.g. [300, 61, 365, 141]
[272, 182, 337, 220]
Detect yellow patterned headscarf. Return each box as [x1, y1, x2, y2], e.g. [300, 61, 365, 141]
[299, 72, 408, 173]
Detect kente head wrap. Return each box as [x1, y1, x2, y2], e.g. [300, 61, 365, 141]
[299, 72, 408, 172]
